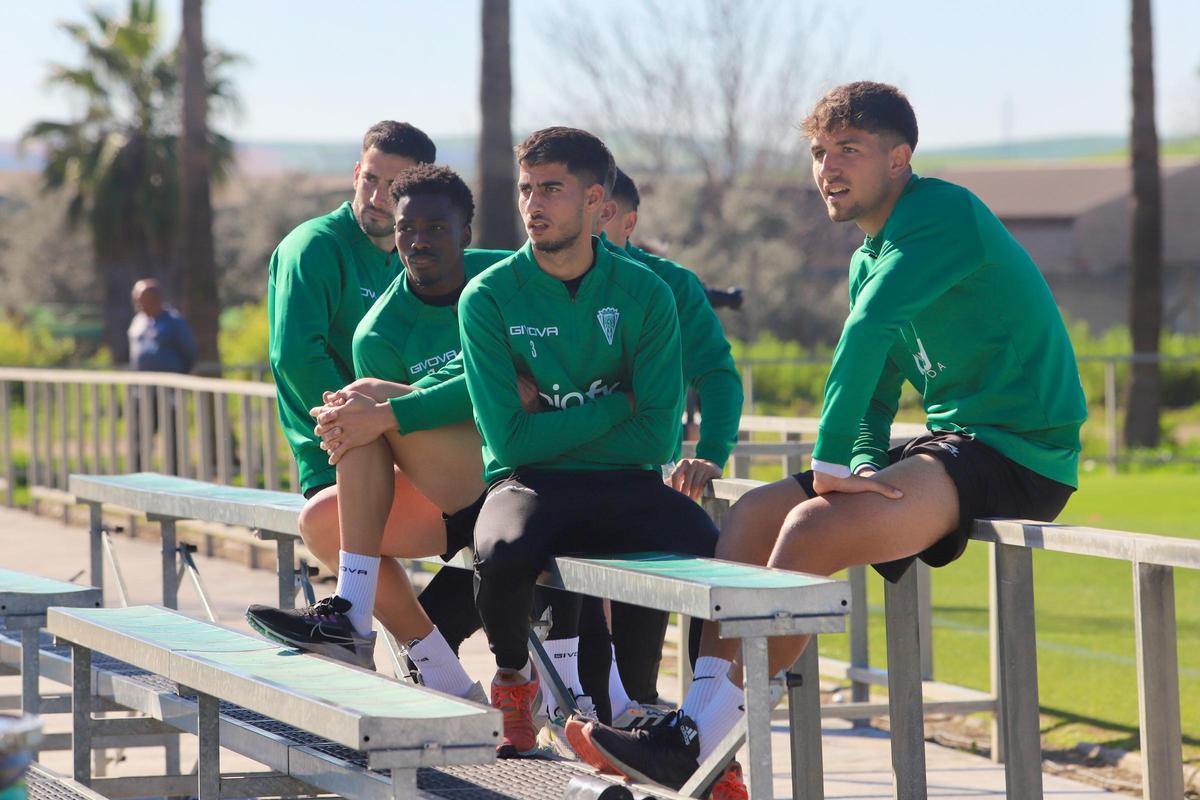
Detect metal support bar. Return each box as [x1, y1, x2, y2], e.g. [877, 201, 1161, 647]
[1, 381, 12, 507]
[391, 767, 417, 799]
[1133, 562, 1184, 800]
[741, 635, 773, 800]
[916, 561, 934, 680]
[883, 565, 928, 800]
[988, 545, 1005, 764]
[198, 691, 221, 800]
[263, 399, 279, 491]
[527, 629, 578, 717]
[72, 644, 92, 785]
[138, 384, 154, 472]
[178, 544, 219, 622]
[298, 558, 317, 606]
[788, 642, 824, 800]
[101, 529, 131, 608]
[156, 517, 178, 609]
[995, 542, 1043, 799]
[848, 565, 870, 727]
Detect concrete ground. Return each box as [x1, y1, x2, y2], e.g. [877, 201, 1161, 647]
[0, 505, 1119, 798]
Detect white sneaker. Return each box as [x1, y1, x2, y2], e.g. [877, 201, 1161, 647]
[611, 701, 674, 731]
[536, 694, 596, 759]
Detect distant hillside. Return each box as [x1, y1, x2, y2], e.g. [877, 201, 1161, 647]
[4, 133, 1198, 178]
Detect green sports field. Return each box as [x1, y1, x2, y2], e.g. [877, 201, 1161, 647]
[817, 472, 1200, 750]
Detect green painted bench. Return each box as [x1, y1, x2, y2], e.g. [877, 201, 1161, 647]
[67, 472, 851, 798]
[48, 605, 500, 800]
[0, 568, 100, 721]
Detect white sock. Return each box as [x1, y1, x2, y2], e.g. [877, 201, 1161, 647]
[406, 627, 474, 697]
[682, 657, 745, 761]
[334, 550, 379, 636]
[533, 636, 583, 718]
[607, 645, 634, 716]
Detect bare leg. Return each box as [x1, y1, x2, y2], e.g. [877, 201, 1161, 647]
[700, 456, 960, 679]
[298, 421, 485, 642]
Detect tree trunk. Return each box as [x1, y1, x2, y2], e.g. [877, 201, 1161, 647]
[179, 0, 220, 374]
[476, 0, 519, 249]
[1124, 0, 1163, 448]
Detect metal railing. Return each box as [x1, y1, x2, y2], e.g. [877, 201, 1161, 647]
[0, 367, 294, 505]
[707, 478, 1198, 800]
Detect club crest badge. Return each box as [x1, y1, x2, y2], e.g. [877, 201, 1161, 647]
[597, 307, 620, 345]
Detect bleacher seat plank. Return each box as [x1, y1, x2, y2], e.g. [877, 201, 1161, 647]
[0, 569, 101, 617]
[549, 552, 848, 620]
[48, 605, 497, 754]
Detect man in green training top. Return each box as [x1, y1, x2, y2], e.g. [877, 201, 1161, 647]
[458, 127, 719, 757]
[267, 121, 436, 499]
[248, 166, 507, 701]
[575, 82, 1088, 790]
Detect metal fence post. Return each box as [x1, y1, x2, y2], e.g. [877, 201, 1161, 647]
[1, 381, 11, 507]
[995, 540, 1043, 799]
[1133, 562, 1184, 800]
[883, 564, 928, 799]
[1104, 360, 1118, 474]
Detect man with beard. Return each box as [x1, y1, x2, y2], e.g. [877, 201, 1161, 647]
[268, 121, 435, 500]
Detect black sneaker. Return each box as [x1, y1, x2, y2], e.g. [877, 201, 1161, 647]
[245, 596, 376, 670]
[586, 711, 700, 790]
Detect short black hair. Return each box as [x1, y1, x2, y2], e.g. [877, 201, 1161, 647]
[801, 82, 919, 150]
[389, 164, 475, 225]
[610, 168, 640, 211]
[362, 121, 437, 163]
[515, 127, 615, 194]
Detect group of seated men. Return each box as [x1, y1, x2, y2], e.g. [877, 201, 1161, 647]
[247, 81, 1087, 792]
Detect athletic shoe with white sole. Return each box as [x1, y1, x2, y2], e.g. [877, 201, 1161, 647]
[245, 596, 376, 670]
[585, 711, 701, 790]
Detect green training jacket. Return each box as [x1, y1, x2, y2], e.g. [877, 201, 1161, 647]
[606, 237, 743, 467]
[352, 249, 511, 434]
[267, 202, 399, 493]
[459, 238, 683, 483]
[812, 175, 1087, 487]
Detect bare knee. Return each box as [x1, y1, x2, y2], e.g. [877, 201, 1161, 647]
[770, 499, 848, 576]
[716, 483, 795, 563]
[298, 492, 341, 563]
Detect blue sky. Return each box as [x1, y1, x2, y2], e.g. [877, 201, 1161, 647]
[2, 0, 1198, 150]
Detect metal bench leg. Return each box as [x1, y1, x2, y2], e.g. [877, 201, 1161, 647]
[72, 644, 92, 786]
[995, 542, 1043, 799]
[741, 635, 773, 800]
[883, 564, 928, 800]
[19, 626, 39, 717]
[157, 517, 179, 608]
[197, 692, 220, 800]
[391, 767, 417, 799]
[788, 639, 823, 800]
[87, 502, 104, 599]
[275, 535, 296, 609]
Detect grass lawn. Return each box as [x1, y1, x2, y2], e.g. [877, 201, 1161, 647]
[813, 471, 1200, 752]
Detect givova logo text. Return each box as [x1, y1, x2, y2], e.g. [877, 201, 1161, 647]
[409, 349, 458, 376]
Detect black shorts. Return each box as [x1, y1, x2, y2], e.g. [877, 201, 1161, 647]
[302, 482, 335, 501]
[793, 432, 1075, 582]
[441, 491, 486, 561]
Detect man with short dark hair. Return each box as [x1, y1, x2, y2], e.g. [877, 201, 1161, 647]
[268, 120, 436, 500]
[458, 127, 719, 757]
[574, 81, 1087, 790]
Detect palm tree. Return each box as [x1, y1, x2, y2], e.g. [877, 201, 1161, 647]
[1125, 0, 1162, 448]
[21, 0, 238, 363]
[475, 0, 519, 249]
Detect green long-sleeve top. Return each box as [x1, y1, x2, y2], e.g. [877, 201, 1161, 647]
[267, 202, 400, 493]
[459, 238, 684, 483]
[811, 175, 1087, 487]
[351, 249, 511, 434]
[606, 238, 743, 467]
